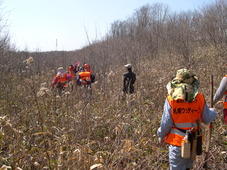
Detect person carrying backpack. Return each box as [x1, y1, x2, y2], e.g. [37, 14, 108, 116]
[77, 67, 95, 85]
[157, 68, 216, 170]
[77, 67, 95, 96]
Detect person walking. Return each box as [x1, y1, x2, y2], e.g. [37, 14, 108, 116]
[77, 67, 95, 85]
[77, 67, 95, 96]
[52, 67, 72, 96]
[68, 65, 77, 90]
[123, 64, 136, 94]
[68, 65, 76, 77]
[213, 74, 227, 125]
[157, 68, 216, 170]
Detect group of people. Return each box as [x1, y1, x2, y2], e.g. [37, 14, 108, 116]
[52, 62, 137, 96]
[52, 62, 227, 169]
[51, 63, 95, 95]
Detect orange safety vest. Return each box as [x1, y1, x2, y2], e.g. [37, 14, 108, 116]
[165, 93, 205, 146]
[79, 71, 91, 84]
[223, 75, 227, 109]
[56, 73, 67, 84]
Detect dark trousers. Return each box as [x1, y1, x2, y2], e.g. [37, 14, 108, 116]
[123, 84, 134, 94]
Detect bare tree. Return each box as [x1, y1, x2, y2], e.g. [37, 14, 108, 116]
[0, 0, 12, 74]
[200, 0, 227, 56]
[165, 11, 196, 65]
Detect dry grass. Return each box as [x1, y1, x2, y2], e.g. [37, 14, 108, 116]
[0, 47, 227, 170]
[0, 1, 227, 169]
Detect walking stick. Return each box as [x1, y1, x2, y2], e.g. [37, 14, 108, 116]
[203, 75, 213, 168]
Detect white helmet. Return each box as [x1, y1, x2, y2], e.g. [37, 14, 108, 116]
[57, 67, 63, 70]
[124, 64, 132, 69]
[57, 67, 64, 72]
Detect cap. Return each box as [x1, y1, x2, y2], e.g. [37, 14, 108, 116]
[124, 64, 132, 68]
[57, 67, 64, 70]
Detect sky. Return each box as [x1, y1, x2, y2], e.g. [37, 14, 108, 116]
[3, 0, 216, 52]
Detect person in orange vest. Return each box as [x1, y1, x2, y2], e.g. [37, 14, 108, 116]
[52, 67, 72, 95]
[213, 74, 227, 126]
[84, 63, 93, 73]
[68, 65, 77, 90]
[157, 68, 216, 170]
[68, 65, 76, 77]
[77, 66, 95, 86]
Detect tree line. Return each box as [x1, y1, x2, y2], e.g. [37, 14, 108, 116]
[0, 0, 226, 77]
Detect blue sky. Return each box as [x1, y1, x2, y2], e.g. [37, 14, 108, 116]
[4, 0, 216, 52]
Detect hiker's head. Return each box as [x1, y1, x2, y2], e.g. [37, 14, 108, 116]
[166, 68, 199, 102]
[79, 66, 84, 72]
[84, 63, 89, 69]
[124, 64, 132, 71]
[174, 68, 196, 83]
[69, 65, 73, 70]
[57, 67, 64, 72]
[57, 67, 64, 75]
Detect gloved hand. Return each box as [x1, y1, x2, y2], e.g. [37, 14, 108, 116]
[209, 108, 216, 112]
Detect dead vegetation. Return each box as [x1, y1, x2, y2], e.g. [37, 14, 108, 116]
[1, 0, 227, 169]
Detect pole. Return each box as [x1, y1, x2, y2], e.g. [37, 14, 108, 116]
[203, 75, 213, 168]
[56, 39, 58, 51]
